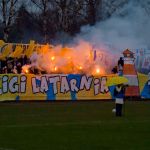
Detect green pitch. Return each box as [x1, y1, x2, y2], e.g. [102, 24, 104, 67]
[0, 101, 150, 150]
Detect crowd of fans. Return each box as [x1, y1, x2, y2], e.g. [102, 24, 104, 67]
[0, 55, 28, 74]
[0, 55, 44, 74]
[0, 55, 125, 75]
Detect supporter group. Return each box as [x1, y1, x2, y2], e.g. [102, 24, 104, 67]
[0, 54, 45, 75]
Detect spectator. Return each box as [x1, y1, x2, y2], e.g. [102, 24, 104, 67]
[7, 61, 13, 73]
[118, 57, 124, 76]
[1, 59, 7, 69]
[118, 64, 123, 76]
[16, 62, 22, 73]
[118, 57, 124, 67]
[112, 66, 118, 74]
[12, 66, 18, 74]
[2, 66, 7, 74]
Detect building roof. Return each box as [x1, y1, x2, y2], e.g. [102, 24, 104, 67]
[123, 49, 134, 55]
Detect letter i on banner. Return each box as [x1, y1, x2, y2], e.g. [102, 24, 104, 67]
[94, 78, 100, 95]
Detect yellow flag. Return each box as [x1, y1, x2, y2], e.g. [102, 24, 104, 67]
[25, 40, 35, 58]
[0, 54, 5, 60]
[0, 40, 5, 47]
[2, 44, 12, 57]
[10, 45, 23, 58]
[0, 44, 12, 60]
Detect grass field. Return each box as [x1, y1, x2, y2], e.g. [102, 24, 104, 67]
[0, 100, 150, 150]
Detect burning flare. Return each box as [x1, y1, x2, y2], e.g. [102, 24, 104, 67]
[51, 56, 55, 61]
[22, 65, 30, 74]
[96, 68, 100, 74]
[26, 40, 114, 75]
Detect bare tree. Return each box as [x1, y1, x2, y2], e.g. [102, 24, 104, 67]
[0, 0, 19, 42]
[84, 0, 102, 25]
[54, 0, 86, 32]
[54, 0, 71, 32]
[101, 0, 129, 19]
[31, 0, 52, 43]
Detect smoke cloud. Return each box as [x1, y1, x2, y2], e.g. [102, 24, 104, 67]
[76, 0, 150, 50]
[28, 0, 150, 75]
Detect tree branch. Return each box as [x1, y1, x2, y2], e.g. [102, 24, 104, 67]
[31, 0, 44, 10]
